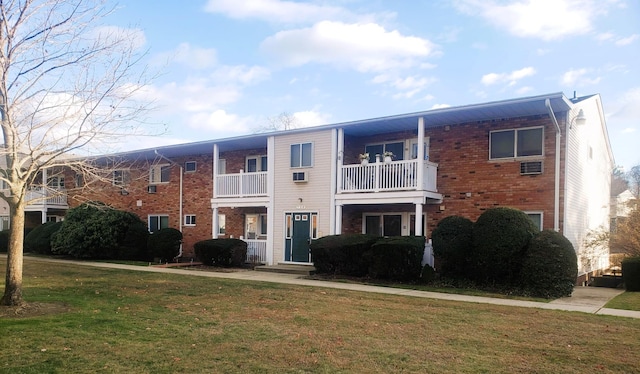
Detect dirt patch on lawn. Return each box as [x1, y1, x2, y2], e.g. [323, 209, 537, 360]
[0, 302, 71, 319]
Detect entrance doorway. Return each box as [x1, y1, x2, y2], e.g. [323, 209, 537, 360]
[284, 212, 317, 263]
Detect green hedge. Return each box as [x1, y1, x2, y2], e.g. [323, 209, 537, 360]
[24, 221, 63, 254]
[622, 257, 640, 292]
[366, 236, 425, 281]
[520, 230, 577, 298]
[310, 234, 377, 276]
[148, 228, 183, 263]
[431, 215, 474, 279]
[194, 239, 247, 267]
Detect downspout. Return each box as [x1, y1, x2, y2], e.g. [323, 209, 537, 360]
[154, 150, 184, 258]
[544, 99, 561, 232]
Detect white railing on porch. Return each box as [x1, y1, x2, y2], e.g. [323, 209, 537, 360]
[215, 170, 268, 198]
[244, 239, 267, 263]
[339, 159, 438, 193]
[26, 187, 68, 207]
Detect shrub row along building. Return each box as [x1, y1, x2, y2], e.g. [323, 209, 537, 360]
[14, 92, 614, 282]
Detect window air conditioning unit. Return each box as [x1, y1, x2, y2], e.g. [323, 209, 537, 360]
[147, 185, 157, 193]
[520, 161, 543, 175]
[292, 172, 308, 183]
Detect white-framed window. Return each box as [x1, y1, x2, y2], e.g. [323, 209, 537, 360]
[245, 214, 268, 239]
[184, 214, 196, 226]
[363, 213, 402, 236]
[218, 159, 226, 174]
[218, 214, 226, 235]
[246, 155, 268, 172]
[0, 216, 9, 231]
[365, 141, 404, 161]
[525, 211, 543, 231]
[75, 174, 84, 188]
[47, 176, 65, 189]
[150, 164, 171, 184]
[490, 127, 543, 160]
[185, 161, 197, 173]
[290, 143, 312, 168]
[113, 170, 129, 186]
[148, 214, 169, 233]
[410, 138, 431, 160]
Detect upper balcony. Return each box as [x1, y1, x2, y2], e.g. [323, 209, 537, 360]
[25, 187, 68, 209]
[339, 159, 438, 194]
[214, 170, 268, 198]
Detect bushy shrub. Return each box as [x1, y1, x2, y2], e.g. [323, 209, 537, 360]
[420, 264, 436, 283]
[194, 239, 247, 267]
[51, 203, 149, 260]
[622, 257, 640, 292]
[431, 215, 474, 278]
[310, 234, 378, 276]
[520, 230, 577, 298]
[472, 207, 539, 284]
[24, 221, 63, 254]
[148, 228, 183, 263]
[366, 236, 425, 281]
[0, 230, 9, 253]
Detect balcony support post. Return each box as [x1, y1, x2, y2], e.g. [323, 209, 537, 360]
[417, 117, 425, 191]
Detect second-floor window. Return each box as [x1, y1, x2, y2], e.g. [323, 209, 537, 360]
[150, 164, 171, 184]
[113, 170, 129, 186]
[365, 141, 404, 161]
[291, 143, 312, 168]
[490, 127, 543, 160]
[247, 156, 267, 172]
[47, 176, 65, 189]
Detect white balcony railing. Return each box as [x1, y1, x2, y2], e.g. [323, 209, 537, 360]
[339, 159, 438, 193]
[215, 170, 268, 198]
[244, 239, 267, 263]
[26, 187, 68, 207]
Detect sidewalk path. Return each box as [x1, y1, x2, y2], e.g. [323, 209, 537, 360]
[15, 255, 640, 319]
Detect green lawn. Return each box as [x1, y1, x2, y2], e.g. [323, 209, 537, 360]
[1, 258, 639, 373]
[606, 291, 640, 311]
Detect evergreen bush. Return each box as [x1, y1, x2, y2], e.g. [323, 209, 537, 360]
[310, 234, 377, 276]
[366, 236, 424, 281]
[194, 239, 247, 267]
[472, 207, 539, 284]
[622, 257, 640, 292]
[431, 215, 474, 278]
[148, 228, 183, 263]
[520, 230, 577, 298]
[24, 221, 63, 254]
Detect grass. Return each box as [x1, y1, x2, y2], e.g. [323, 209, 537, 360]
[1, 258, 640, 373]
[605, 291, 640, 311]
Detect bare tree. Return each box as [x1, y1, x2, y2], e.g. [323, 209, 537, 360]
[628, 165, 640, 198]
[0, 0, 158, 305]
[255, 112, 299, 133]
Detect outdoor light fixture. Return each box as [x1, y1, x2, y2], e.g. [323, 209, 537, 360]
[570, 109, 587, 129]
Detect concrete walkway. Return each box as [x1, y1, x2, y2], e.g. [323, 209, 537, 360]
[14, 255, 640, 319]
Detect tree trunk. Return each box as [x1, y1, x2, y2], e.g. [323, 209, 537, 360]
[1, 203, 25, 306]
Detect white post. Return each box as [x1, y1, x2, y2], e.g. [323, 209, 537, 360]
[266, 136, 275, 265]
[41, 168, 48, 223]
[414, 202, 423, 236]
[417, 117, 425, 191]
[335, 204, 343, 235]
[213, 144, 219, 198]
[212, 207, 219, 239]
[330, 129, 340, 234]
[374, 154, 381, 192]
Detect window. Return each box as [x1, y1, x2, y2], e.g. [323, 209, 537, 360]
[113, 170, 129, 186]
[185, 161, 197, 173]
[148, 215, 169, 233]
[245, 214, 267, 239]
[365, 141, 404, 161]
[525, 212, 543, 231]
[247, 156, 267, 172]
[364, 214, 402, 236]
[75, 174, 84, 188]
[490, 127, 543, 159]
[0, 216, 9, 231]
[218, 159, 226, 174]
[47, 176, 65, 189]
[290, 143, 312, 168]
[184, 214, 196, 226]
[218, 214, 226, 235]
[150, 164, 171, 184]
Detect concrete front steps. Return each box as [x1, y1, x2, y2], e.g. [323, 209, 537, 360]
[254, 264, 316, 276]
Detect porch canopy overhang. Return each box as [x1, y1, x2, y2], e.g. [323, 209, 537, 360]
[89, 92, 574, 162]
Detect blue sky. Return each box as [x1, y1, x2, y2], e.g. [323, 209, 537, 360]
[107, 0, 639, 171]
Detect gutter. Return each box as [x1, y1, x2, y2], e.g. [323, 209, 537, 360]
[544, 99, 561, 232]
[154, 150, 184, 258]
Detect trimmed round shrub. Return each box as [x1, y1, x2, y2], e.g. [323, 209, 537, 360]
[194, 238, 247, 267]
[51, 203, 149, 260]
[310, 234, 378, 276]
[622, 257, 640, 292]
[472, 207, 539, 284]
[148, 228, 183, 263]
[366, 236, 425, 281]
[520, 230, 577, 298]
[24, 221, 63, 254]
[431, 215, 473, 278]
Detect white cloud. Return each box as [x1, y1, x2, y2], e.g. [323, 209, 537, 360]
[615, 34, 639, 46]
[187, 109, 252, 134]
[260, 21, 438, 73]
[209, 65, 271, 85]
[454, 0, 599, 40]
[155, 43, 217, 70]
[610, 87, 640, 120]
[292, 110, 331, 127]
[622, 127, 636, 134]
[481, 67, 536, 86]
[204, 0, 350, 24]
[93, 26, 147, 50]
[560, 68, 601, 86]
[431, 104, 451, 109]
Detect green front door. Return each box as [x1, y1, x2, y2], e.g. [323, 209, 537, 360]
[284, 213, 312, 262]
